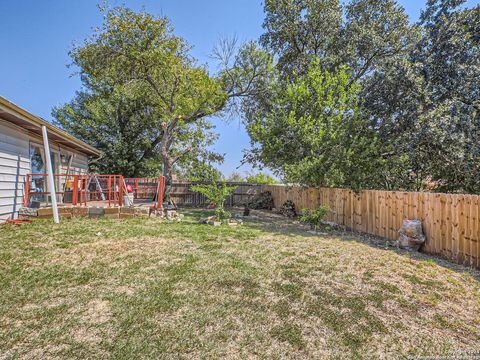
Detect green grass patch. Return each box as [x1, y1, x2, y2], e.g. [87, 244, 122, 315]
[0, 209, 479, 358]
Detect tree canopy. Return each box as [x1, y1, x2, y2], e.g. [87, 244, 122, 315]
[53, 1, 479, 194]
[241, 0, 480, 193]
[54, 6, 268, 182]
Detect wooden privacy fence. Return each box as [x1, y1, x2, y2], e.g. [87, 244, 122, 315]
[169, 182, 264, 207]
[264, 185, 480, 269]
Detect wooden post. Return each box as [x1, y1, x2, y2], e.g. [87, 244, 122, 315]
[108, 176, 111, 207]
[119, 176, 124, 207]
[84, 175, 88, 206]
[41, 126, 59, 224]
[72, 175, 78, 206]
[24, 174, 30, 207]
[157, 176, 165, 209]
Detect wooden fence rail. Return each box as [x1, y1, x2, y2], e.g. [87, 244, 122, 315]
[169, 182, 264, 207]
[264, 185, 480, 269]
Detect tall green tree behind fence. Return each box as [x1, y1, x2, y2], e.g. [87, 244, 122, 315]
[243, 0, 480, 194]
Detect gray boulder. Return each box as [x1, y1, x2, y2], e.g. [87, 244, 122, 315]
[398, 219, 426, 251]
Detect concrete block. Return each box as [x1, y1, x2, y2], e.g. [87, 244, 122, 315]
[58, 207, 73, 215]
[71, 207, 88, 217]
[120, 207, 135, 214]
[37, 208, 53, 216]
[104, 213, 119, 219]
[119, 213, 134, 219]
[103, 207, 119, 214]
[19, 207, 38, 217]
[134, 208, 149, 216]
[89, 207, 105, 216]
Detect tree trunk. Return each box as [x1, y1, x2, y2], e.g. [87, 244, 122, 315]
[162, 157, 174, 203]
[163, 158, 173, 186]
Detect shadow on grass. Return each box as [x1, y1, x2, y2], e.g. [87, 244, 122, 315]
[208, 207, 480, 282]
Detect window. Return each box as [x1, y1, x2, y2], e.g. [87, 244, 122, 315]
[29, 143, 60, 203]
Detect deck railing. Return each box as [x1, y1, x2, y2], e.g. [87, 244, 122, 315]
[24, 174, 165, 208]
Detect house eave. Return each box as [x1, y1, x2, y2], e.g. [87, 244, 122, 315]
[0, 96, 101, 157]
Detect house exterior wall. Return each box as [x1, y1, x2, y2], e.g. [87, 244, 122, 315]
[0, 120, 90, 220]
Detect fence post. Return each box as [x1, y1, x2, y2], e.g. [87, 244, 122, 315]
[119, 176, 124, 207]
[24, 174, 30, 207]
[156, 176, 165, 209]
[84, 175, 88, 206]
[107, 176, 111, 207]
[134, 179, 139, 199]
[72, 175, 79, 206]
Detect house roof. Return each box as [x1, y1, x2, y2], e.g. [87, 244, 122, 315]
[0, 96, 101, 157]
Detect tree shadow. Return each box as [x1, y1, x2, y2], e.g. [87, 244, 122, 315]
[237, 209, 480, 282]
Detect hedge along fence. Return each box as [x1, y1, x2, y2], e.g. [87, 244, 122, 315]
[264, 185, 480, 269]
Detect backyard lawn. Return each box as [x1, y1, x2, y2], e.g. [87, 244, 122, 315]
[1, 210, 479, 359]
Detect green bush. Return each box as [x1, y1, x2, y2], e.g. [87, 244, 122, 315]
[299, 206, 330, 230]
[191, 182, 236, 221]
[191, 182, 236, 208]
[215, 208, 232, 220]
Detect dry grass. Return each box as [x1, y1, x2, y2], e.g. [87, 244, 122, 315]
[0, 209, 479, 359]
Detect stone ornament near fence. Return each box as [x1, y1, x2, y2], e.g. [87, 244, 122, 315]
[247, 191, 275, 210]
[279, 200, 297, 218]
[398, 219, 426, 251]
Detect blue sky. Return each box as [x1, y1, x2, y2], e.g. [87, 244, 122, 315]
[0, 0, 478, 177]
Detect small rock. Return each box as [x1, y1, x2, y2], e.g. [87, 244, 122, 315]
[307, 230, 328, 236]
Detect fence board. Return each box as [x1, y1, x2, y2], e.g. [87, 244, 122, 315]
[169, 182, 264, 207]
[264, 185, 480, 269]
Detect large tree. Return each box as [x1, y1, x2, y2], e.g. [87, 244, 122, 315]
[363, 0, 480, 192]
[243, 0, 416, 189]
[244, 0, 480, 193]
[260, 0, 416, 80]
[54, 88, 222, 178]
[55, 6, 267, 183]
[246, 61, 382, 189]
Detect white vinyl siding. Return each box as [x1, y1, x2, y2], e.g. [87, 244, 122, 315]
[0, 120, 90, 220]
[0, 121, 30, 220]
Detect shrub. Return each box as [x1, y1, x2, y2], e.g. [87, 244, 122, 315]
[247, 191, 275, 210]
[191, 182, 236, 220]
[215, 208, 232, 220]
[299, 206, 330, 230]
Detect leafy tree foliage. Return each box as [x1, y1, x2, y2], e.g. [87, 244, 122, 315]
[176, 161, 223, 182]
[54, 6, 267, 183]
[244, 0, 480, 193]
[245, 172, 277, 184]
[226, 172, 244, 182]
[247, 62, 382, 189]
[53, 90, 221, 177]
[363, 0, 480, 192]
[260, 0, 416, 80]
